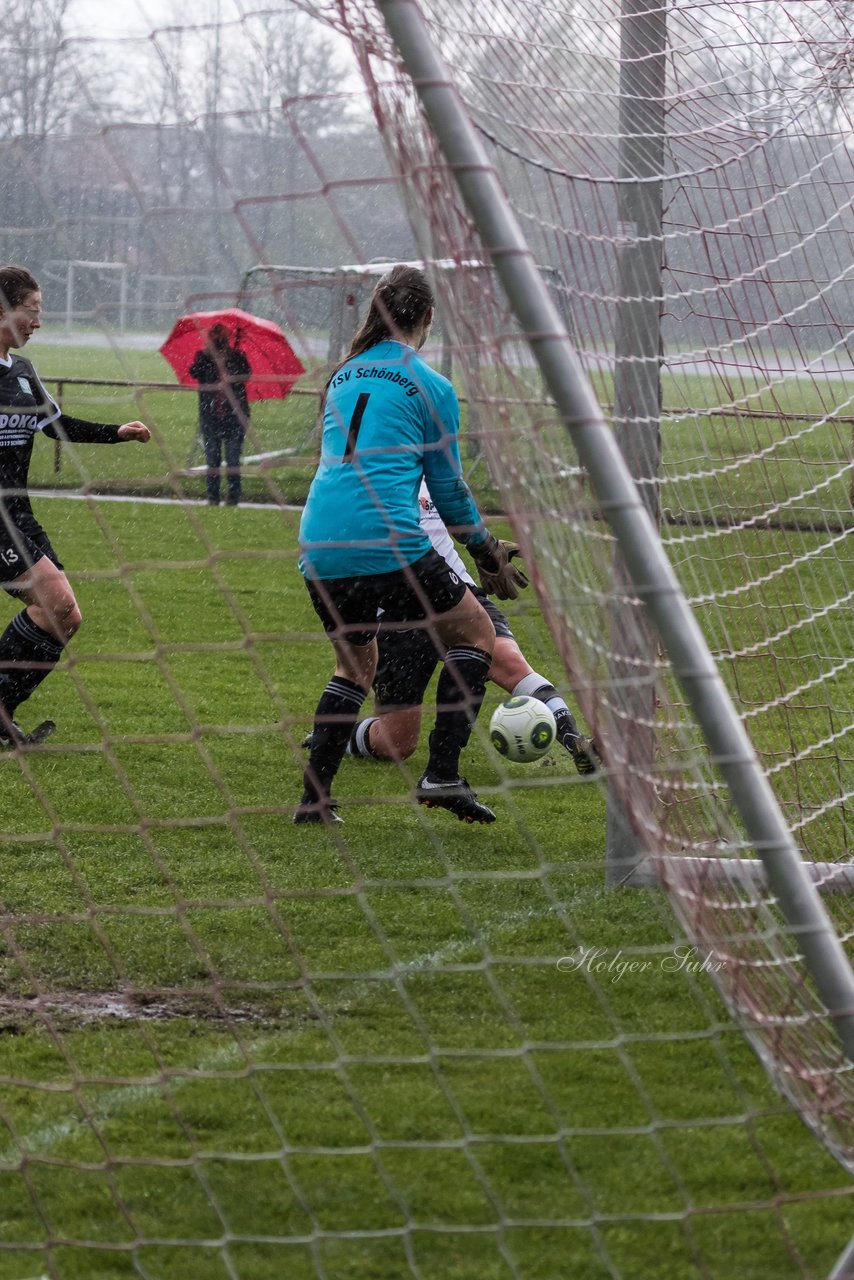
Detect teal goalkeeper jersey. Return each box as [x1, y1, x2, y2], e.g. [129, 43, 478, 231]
[299, 340, 486, 580]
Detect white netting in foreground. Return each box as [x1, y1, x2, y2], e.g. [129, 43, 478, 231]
[0, 2, 851, 1277]
[304, 0, 854, 1169]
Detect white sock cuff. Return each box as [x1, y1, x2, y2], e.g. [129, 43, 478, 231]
[512, 672, 547, 698]
[352, 716, 378, 759]
[512, 672, 568, 714]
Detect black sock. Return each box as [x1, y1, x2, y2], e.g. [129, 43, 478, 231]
[303, 676, 367, 801]
[427, 646, 491, 781]
[0, 610, 64, 721]
[552, 706, 582, 747]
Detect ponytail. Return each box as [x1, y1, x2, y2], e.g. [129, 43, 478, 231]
[324, 264, 434, 393]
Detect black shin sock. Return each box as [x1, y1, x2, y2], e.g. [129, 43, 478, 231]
[427, 646, 491, 781]
[0, 610, 64, 722]
[303, 676, 367, 801]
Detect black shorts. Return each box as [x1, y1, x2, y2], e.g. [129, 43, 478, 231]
[0, 524, 62, 588]
[305, 548, 468, 648]
[473, 587, 514, 642]
[373, 584, 514, 710]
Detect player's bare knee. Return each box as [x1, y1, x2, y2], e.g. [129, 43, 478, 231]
[374, 736, 416, 762]
[57, 599, 82, 640]
[396, 732, 419, 760]
[488, 640, 529, 690]
[373, 713, 419, 761]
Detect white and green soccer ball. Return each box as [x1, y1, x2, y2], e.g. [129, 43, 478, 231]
[489, 695, 556, 763]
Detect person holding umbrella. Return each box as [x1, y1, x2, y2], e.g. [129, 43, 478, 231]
[189, 323, 251, 506]
[159, 308, 305, 503]
[0, 264, 151, 746]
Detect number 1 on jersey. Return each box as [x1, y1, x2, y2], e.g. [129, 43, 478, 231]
[343, 392, 370, 461]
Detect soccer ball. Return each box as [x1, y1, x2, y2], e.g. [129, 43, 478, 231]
[489, 696, 556, 763]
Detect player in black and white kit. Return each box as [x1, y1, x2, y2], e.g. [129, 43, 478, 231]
[307, 480, 598, 775]
[0, 265, 151, 746]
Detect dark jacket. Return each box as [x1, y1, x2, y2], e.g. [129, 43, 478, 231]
[189, 346, 251, 432]
[0, 353, 121, 537]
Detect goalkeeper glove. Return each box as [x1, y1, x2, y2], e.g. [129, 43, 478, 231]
[469, 533, 530, 601]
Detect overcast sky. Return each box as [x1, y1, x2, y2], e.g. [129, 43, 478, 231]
[67, 0, 318, 37]
[69, 0, 199, 38]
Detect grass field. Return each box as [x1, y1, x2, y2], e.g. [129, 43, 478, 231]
[1, 476, 852, 1278]
[29, 342, 322, 507]
[31, 342, 854, 524]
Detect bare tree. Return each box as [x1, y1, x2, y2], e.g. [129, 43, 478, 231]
[231, 7, 348, 132]
[0, 0, 117, 282]
[220, 6, 356, 255]
[0, 0, 81, 138]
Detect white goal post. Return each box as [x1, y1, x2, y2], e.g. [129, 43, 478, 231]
[239, 258, 578, 370]
[61, 259, 129, 334]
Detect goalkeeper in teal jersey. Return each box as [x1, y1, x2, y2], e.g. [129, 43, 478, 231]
[296, 264, 526, 825]
[300, 347, 477, 579]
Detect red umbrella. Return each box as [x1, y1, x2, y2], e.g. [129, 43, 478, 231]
[159, 307, 305, 402]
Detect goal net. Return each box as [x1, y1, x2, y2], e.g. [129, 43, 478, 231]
[309, 0, 854, 1162]
[0, 1, 852, 1277]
